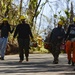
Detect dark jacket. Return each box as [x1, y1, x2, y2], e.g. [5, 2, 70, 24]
[65, 23, 75, 40]
[13, 23, 33, 39]
[50, 27, 65, 42]
[0, 23, 13, 38]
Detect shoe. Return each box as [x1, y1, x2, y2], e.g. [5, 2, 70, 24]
[19, 60, 23, 63]
[53, 60, 58, 64]
[71, 61, 74, 66]
[68, 60, 71, 64]
[54, 61, 58, 64]
[26, 57, 28, 62]
[1, 57, 4, 60]
[73, 68, 75, 71]
[53, 62, 58, 64]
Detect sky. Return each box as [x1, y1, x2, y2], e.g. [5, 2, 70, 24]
[35, 0, 75, 38]
[13, 0, 75, 38]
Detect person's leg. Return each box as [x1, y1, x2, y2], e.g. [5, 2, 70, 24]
[72, 41, 75, 66]
[25, 50, 29, 61]
[1, 38, 8, 60]
[50, 42, 55, 62]
[65, 40, 72, 64]
[51, 42, 58, 64]
[24, 39, 30, 61]
[18, 39, 24, 62]
[19, 47, 24, 62]
[54, 42, 61, 64]
[0, 38, 3, 58]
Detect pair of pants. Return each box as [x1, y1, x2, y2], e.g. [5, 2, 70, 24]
[0, 38, 8, 58]
[18, 38, 30, 60]
[65, 40, 75, 62]
[51, 41, 61, 62]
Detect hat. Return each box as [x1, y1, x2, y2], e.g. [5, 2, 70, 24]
[58, 21, 63, 25]
[20, 16, 25, 20]
[3, 18, 8, 21]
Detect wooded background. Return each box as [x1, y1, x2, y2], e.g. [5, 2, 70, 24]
[0, 0, 75, 54]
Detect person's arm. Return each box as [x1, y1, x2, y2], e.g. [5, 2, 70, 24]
[12, 25, 19, 43]
[65, 25, 70, 40]
[8, 25, 14, 33]
[28, 24, 33, 39]
[63, 30, 65, 39]
[13, 25, 19, 38]
[49, 29, 54, 42]
[61, 29, 65, 42]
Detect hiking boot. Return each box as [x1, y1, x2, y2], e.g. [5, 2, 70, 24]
[53, 60, 58, 64]
[53, 61, 58, 64]
[71, 61, 74, 66]
[1, 57, 4, 60]
[68, 60, 71, 64]
[19, 60, 23, 63]
[73, 68, 75, 71]
[26, 57, 28, 62]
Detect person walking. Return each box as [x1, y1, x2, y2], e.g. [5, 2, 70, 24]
[13, 16, 33, 62]
[49, 21, 65, 64]
[65, 17, 75, 66]
[0, 18, 14, 60]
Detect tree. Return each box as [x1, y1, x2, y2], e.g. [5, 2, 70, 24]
[19, 0, 23, 16]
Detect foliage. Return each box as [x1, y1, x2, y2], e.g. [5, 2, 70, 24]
[54, 14, 57, 18]
[0, 0, 75, 54]
[0, 0, 19, 25]
[64, 10, 71, 18]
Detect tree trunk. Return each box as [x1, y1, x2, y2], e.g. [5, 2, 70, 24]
[19, 0, 23, 16]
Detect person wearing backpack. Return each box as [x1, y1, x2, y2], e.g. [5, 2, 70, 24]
[65, 17, 75, 66]
[50, 21, 65, 64]
[13, 16, 34, 62]
[0, 18, 14, 60]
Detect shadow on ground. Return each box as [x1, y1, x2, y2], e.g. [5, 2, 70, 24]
[0, 57, 75, 73]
